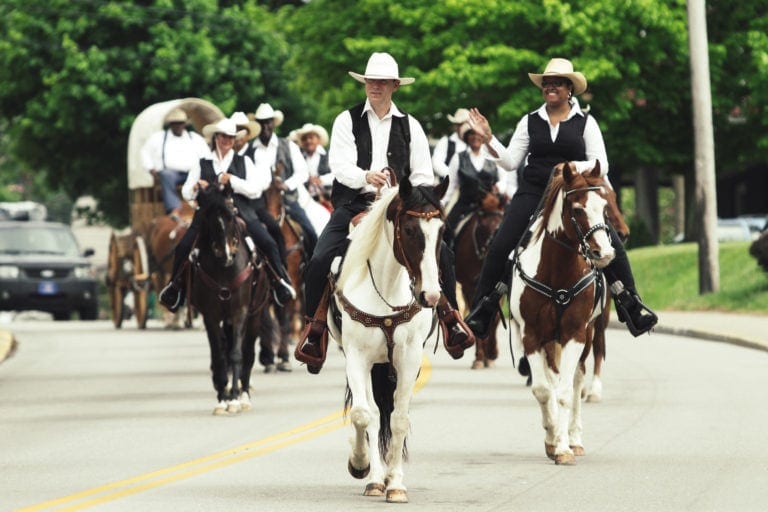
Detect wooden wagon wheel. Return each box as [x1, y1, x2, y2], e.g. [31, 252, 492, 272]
[107, 232, 127, 329]
[132, 235, 151, 329]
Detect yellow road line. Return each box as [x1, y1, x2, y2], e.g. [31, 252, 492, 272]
[18, 356, 432, 511]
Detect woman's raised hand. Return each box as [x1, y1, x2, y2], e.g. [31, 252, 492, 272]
[469, 108, 492, 143]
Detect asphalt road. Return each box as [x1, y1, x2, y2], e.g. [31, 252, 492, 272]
[1, 319, 767, 511]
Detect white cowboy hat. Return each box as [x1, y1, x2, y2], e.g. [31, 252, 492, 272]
[447, 108, 470, 124]
[348, 52, 415, 85]
[230, 111, 261, 140]
[164, 107, 188, 124]
[528, 58, 588, 96]
[202, 118, 246, 140]
[253, 103, 284, 127]
[458, 122, 479, 141]
[294, 123, 329, 147]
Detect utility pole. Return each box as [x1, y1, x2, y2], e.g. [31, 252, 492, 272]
[687, 0, 720, 293]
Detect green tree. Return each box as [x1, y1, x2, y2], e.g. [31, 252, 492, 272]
[0, 0, 303, 226]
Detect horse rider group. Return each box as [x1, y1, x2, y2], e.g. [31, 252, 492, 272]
[150, 51, 658, 372]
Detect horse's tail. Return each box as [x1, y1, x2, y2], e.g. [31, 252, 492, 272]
[371, 363, 408, 462]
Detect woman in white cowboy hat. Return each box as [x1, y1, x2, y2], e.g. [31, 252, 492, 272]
[295, 51, 475, 374]
[158, 118, 296, 312]
[464, 57, 657, 339]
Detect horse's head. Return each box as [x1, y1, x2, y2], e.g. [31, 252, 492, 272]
[196, 182, 241, 267]
[386, 176, 448, 308]
[551, 162, 615, 268]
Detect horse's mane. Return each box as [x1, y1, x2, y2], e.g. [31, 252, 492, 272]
[339, 188, 399, 285]
[534, 173, 566, 239]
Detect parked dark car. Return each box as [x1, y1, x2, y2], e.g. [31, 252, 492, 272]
[0, 221, 98, 320]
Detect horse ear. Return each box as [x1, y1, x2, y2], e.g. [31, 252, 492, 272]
[562, 161, 578, 183]
[400, 172, 413, 199]
[590, 160, 602, 178]
[435, 176, 449, 200]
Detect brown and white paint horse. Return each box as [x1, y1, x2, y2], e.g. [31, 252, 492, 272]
[509, 161, 615, 465]
[329, 177, 447, 503]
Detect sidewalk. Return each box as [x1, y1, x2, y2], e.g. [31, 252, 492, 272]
[1, 310, 767, 366]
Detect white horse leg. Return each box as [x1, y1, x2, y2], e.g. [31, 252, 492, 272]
[569, 364, 585, 456]
[586, 373, 603, 403]
[383, 344, 421, 503]
[552, 341, 582, 465]
[344, 349, 374, 481]
[528, 351, 558, 460]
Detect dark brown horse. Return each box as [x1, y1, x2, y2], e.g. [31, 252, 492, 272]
[263, 179, 305, 372]
[453, 191, 505, 369]
[190, 183, 276, 415]
[509, 161, 617, 465]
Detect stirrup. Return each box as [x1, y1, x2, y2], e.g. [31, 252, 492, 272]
[614, 290, 658, 337]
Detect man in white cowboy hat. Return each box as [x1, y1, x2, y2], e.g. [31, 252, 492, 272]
[292, 123, 333, 206]
[294, 51, 475, 374]
[431, 107, 469, 179]
[140, 107, 209, 216]
[157, 118, 296, 312]
[248, 102, 318, 258]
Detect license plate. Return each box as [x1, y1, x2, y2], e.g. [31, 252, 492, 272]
[37, 281, 59, 295]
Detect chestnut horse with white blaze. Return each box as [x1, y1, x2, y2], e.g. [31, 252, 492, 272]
[329, 177, 447, 504]
[508, 161, 615, 465]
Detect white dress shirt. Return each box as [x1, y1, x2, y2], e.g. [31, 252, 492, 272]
[432, 132, 467, 178]
[140, 129, 209, 173]
[250, 134, 309, 192]
[487, 99, 610, 185]
[304, 146, 335, 188]
[328, 99, 434, 193]
[182, 149, 269, 202]
[443, 148, 513, 205]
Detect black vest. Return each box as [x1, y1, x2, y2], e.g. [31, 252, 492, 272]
[444, 138, 456, 166]
[199, 154, 255, 213]
[457, 151, 499, 204]
[520, 111, 588, 195]
[330, 103, 411, 208]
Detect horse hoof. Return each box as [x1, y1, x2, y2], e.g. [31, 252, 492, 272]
[239, 392, 252, 411]
[586, 393, 602, 403]
[277, 360, 293, 372]
[348, 460, 370, 479]
[364, 483, 386, 497]
[386, 489, 408, 503]
[212, 402, 227, 416]
[484, 359, 495, 369]
[263, 364, 277, 374]
[471, 360, 484, 370]
[570, 445, 585, 456]
[555, 452, 576, 465]
[545, 443, 556, 460]
[227, 400, 241, 414]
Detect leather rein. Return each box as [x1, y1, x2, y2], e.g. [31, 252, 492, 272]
[514, 185, 609, 341]
[336, 203, 443, 380]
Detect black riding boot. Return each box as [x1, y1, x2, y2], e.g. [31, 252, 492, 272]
[603, 225, 658, 336]
[465, 260, 512, 339]
[158, 227, 196, 312]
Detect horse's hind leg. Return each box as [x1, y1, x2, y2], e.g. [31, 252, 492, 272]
[586, 321, 606, 403]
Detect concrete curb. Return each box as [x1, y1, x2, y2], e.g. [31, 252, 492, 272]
[0, 329, 17, 364]
[609, 320, 768, 354]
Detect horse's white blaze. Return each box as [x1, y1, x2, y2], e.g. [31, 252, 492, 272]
[585, 191, 614, 264]
[419, 217, 443, 306]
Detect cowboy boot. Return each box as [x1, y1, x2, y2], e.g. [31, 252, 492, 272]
[437, 297, 476, 360]
[465, 281, 509, 340]
[295, 285, 332, 374]
[611, 281, 658, 337]
[270, 262, 297, 307]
